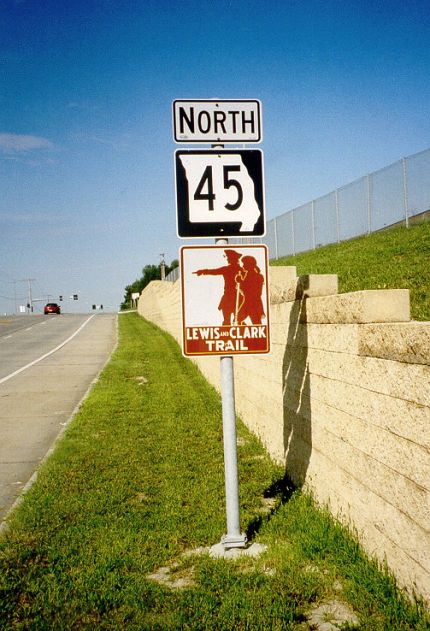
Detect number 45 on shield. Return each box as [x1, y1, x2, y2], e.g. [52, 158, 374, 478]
[175, 149, 265, 238]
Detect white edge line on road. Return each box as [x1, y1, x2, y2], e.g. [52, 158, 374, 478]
[0, 314, 96, 386]
[0, 315, 119, 534]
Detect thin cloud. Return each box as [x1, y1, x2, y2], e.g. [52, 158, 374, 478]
[66, 101, 102, 113]
[0, 211, 66, 225]
[0, 133, 54, 153]
[71, 131, 131, 150]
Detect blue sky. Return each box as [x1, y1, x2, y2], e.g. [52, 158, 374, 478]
[1, 0, 429, 313]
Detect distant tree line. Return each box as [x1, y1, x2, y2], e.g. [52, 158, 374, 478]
[120, 259, 179, 310]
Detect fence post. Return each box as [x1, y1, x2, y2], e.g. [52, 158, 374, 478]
[291, 210, 296, 256]
[402, 157, 409, 228]
[273, 217, 279, 259]
[311, 200, 316, 249]
[366, 174, 372, 234]
[335, 189, 340, 243]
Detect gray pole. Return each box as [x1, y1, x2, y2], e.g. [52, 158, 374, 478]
[20, 278, 35, 314]
[366, 174, 372, 235]
[273, 217, 279, 260]
[216, 237, 247, 550]
[213, 140, 246, 550]
[291, 210, 295, 256]
[402, 157, 409, 228]
[219, 350, 246, 548]
[335, 189, 340, 243]
[311, 200, 316, 250]
[160, 253, 166, 280]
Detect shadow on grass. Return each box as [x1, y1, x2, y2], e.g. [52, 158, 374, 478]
[246, 474, 296, 541]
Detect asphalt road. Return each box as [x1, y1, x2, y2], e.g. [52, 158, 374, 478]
[0, 313, 117, 524]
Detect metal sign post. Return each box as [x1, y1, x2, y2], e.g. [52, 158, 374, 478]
[173, 101, 267, 551]
[214, 131, 246, 548]
[219, 332, 247, 548]
[215, 213, 246, 547]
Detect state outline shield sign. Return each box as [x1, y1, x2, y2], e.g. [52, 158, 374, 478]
[175, 149, 265, 238]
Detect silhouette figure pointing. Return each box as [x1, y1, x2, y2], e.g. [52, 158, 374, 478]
[193, 249, 243, 325]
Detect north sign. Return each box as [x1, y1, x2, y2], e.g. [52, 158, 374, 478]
[173, 99, 262, 144]
[175, 149, 265, 238]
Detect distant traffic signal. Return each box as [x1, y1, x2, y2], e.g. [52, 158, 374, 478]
[73, 294, 78, 300]
[59, 295, 63, 301]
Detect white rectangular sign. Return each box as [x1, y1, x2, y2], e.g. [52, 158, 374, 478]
[173, 99, 262, 144]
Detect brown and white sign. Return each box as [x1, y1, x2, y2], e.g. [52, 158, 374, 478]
[180, 244, 270, 356]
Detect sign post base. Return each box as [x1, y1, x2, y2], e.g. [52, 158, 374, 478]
[221, 532, 248, 550]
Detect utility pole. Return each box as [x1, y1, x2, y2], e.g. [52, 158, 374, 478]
[13, 280, 17, 314]
[19, 278, 36, 314]
[160, 253, 166, 281]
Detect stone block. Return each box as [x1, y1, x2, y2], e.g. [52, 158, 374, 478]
[303, 451, 430, 601]
[308, 421, 429, 528]
[269, 273, 338, 304]
[306, 348, 430, 406]
[268, 265, 297, 285]
[285, 372, 430, 449]
[283, 391, 430, 489]
[269, 281, 298, 304]
[279, 323, 361, 354]
[303, 289, 410, 324]
[359, 322, 430, 365]
[295, 274, 338, 298]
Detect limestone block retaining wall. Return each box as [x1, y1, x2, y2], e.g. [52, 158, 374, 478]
[138, 269, 430, 602]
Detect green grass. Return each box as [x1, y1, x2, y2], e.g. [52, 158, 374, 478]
[0, 314, 428, 629]
[271, 222, 430, 321]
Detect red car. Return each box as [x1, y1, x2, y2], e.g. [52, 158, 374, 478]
[44, 303, 61, 315]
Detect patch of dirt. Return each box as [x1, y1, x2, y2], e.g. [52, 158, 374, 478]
[134, 376, 148, 385]
[146, 563, 196, 590]
[307, 599, 359, 630]
[260, 496, 277, 515]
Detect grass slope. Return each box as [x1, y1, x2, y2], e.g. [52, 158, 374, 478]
[271, 222, 430, 321]
[0, 314, 428, 629]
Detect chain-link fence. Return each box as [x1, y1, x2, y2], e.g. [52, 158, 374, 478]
[264, 147, 430, 259]
[166, 147, 430, 280]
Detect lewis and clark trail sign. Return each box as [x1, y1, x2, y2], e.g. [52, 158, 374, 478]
[180, 244, 270, 357]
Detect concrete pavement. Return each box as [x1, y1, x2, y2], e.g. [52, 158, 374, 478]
[0, 313, 117, 525]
